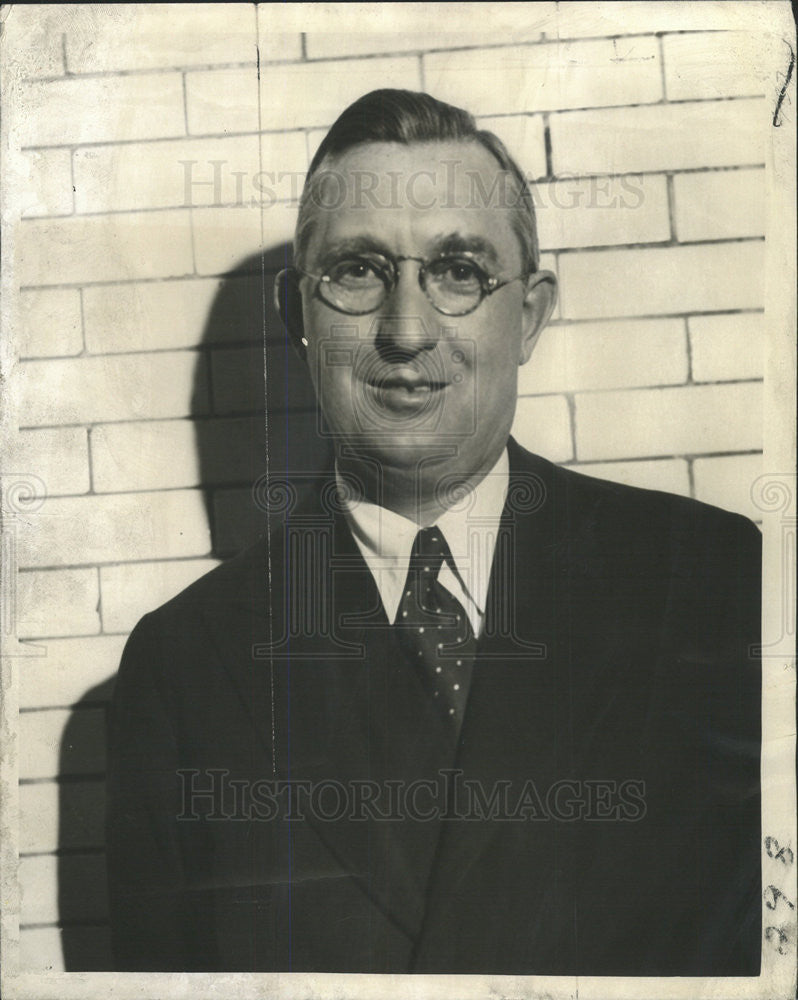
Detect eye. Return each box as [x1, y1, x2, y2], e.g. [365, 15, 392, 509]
[448, 261, 480, 283]
[428, 256, 484, 291]
[327, 256, 384, 286]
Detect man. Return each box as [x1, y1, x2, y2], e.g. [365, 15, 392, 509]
[106, 90, 761, 975]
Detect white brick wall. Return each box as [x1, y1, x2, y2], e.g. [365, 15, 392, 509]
[258, 57, 422, 129]
[82, 278, 224, 352]
[673, 168, 766, 242]
[19, 855, 108, 926]
[19, 709, 107, 781]
[20, 148, 73, 218]
[661, 31, 770, 100]
[19, 289, 83, 358]
[19, 352, 205, 426]
[19, 74, 186, 147]
[572, 458, 690, 498]
[18, 211, 195, 286]
[185, 68, 260, 134]
[20, 780, 104, 854]
[17, 490, 211, 567]
[304, 30, 550, 60]
[3, 5, 780, 973]
[519, 318, 688, 395]
[13, 429, 91, 496]
[689, 312, 765, 382]
[99, 558, 220, 634]
[550, 99, 765, 174]
[511, 395, 573, 463]
[19, 636, 129, 710]
[195, 203, 303, 273]
[692, 453, 765, 522]
[63, 4, 260, 73]
[425, 37, 663, 115]
[73, 136, 263, 213]
[559, 242, 765, 319]
[574, 382, 763, 461]
[17, 568, 100, 639]
[536, 174, 671, 250]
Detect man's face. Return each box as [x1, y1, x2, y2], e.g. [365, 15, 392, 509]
[298, 140, 555, 490]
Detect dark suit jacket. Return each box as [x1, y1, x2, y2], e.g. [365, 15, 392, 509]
[106, 438, 761, 974]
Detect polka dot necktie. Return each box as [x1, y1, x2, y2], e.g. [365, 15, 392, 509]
[396, 527, 476, 730]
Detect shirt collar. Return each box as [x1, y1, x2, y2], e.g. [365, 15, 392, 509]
[336, 449, 509, 627]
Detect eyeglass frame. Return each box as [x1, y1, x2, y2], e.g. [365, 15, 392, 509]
[276, 250, 533, 318]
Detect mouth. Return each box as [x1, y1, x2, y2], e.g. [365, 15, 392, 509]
[365, 366, 448, 390]
[361, 367, 450, 412]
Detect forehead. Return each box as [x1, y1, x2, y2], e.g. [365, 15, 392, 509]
[304, 139, 522, 267]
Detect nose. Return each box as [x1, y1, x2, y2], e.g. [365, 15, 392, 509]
[373, 260, 438, 357]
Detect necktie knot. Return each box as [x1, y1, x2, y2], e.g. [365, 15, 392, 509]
[409, 526, 450, 577]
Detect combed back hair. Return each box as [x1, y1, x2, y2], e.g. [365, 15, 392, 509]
[293, 89, 540, 275]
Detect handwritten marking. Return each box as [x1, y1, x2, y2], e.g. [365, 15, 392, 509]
[773, 41, 795, 127]
[764, 884, 795, 911]
[764, 836, 794, 866]
[765, 924, 791, 955]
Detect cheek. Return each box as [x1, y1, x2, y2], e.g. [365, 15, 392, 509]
[473, 309, 525, 379]
[307, 346, 347, 399]
[303, 306, 353, 390]
[304, 342, 361, 435]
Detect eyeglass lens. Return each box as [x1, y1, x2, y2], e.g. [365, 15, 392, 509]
[319, 255, 488, 316]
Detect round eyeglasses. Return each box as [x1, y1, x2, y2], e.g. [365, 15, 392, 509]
[281, 251, 528, 317]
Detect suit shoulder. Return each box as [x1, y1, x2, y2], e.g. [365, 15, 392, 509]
[509, 440, 760, 558]
[550, 462, 761, 586]
[134, 538, 271, 633]
[558, 461, 759, 537]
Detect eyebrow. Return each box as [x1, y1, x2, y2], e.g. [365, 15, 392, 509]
[315, 233, 502, 269]
[316, 237, 392, 268]
[428, 233, 500, 267]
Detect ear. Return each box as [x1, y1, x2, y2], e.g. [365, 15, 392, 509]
[519, 269, 557, 365]
[274, 268, 308, 363]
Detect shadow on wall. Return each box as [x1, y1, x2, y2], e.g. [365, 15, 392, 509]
[191, 242, 332, 557]
[57, 676, 115, 970]
[58, 242, 332, 970]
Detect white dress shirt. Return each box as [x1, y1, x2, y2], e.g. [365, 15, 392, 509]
[337, 449, 509, 637]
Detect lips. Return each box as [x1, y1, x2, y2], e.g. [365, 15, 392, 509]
[365, 367, 448, 392]
[361, 366, 449, 414]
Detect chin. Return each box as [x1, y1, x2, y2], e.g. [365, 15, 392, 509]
[339, 433, 462, 475]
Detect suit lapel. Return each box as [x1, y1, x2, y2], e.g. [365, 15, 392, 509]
[412, 441, 579, 970]
[205, 474, 461, 950]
